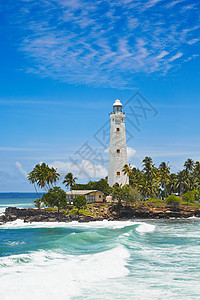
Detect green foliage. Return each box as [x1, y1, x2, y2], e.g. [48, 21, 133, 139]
[27, 163, 60, 194]
[41, 186, 67, 213]
[33, 198, 44, 209]
[73, 196, 87, 214]
[193, 189, 200, 202]
[63, 172, 78, 191]
[112, 184, 142, 206]
[74, 178, 111, 194]
[166, 195, 182, 209]
[182, 191, 194, 205]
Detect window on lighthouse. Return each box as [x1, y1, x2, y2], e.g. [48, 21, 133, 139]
[116, 128, 120, 132]
[117, 149, 120, 153]
[117, 172, 120, 176]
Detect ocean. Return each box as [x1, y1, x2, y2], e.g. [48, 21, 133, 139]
[0, 193, 199, 299]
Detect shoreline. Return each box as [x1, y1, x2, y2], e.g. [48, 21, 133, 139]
[1, 204, 200, 225]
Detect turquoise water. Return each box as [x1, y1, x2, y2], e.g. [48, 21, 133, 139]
[0, 194, 200, 299]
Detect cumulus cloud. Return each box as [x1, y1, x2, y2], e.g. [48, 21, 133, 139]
[49, 159, 107, 180]
[15, 162, 27, 178]
[127, 147, 136, 161]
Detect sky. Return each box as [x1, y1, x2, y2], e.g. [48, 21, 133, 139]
[0, 0, 200, 191]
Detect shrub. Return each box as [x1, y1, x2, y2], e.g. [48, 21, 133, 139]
[166, 195, 182, 209]
[41, 186, 67, 213]
[193, 189, 200, 203]
[73, 196, 87, 214]
[182, 191, 194, 205]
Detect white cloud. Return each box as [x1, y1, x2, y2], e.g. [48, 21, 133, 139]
[49, 159, 107, 180]
[169, 52, 183, 62]
[7, 0, 199, 87]
[166, 0, 186, 8]
[127, 147, 136, 161]
[156, 51, 169, 59]
[15, 162, 27, 178]
[187, 38, 199, 45]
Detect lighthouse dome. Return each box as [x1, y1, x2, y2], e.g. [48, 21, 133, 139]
[113, 99, 123, 113]
[113, 99, 122, 106]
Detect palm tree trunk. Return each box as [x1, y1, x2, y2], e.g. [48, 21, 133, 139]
[34, 182, 40, 199]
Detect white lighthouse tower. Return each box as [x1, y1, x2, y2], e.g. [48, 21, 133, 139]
[108, 99, 129, 187]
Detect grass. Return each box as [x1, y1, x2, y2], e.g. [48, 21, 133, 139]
[182, 201, 200, 207]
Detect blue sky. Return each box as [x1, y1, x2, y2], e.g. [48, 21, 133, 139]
[0, 0, 200, 191]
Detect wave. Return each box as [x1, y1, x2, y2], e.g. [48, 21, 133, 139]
[0, 218, 155, 231]
[0, 245, 130, 300]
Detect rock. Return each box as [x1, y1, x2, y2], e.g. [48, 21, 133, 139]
[70, 215, 79, 221]
[79, 216, 93, 222]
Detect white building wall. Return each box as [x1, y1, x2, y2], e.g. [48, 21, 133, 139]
[108, 108, 129, 187]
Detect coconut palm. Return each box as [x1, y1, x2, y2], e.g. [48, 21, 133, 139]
[159, 162, 171, 198]
[28, 163, 60, 193]
[122, 164, 132, 184]
[166, 173, 177, 195]
[176, 170, 189, 196]
[142, 157, 155, 180]
[184, 158, 194, 174]
[27, 170, 40, 198]
[63, 172, 78, 191]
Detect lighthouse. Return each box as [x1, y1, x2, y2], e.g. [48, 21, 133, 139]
[108, 99, 129, 187]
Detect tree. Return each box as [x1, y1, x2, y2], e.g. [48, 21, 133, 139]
[184, 158, 194, 174]
[27, 170, 41, 198]
[73, 196, 87, 215]
[122, 185, 142, 206]
[182, 191, 194, 205]
[159, 162, 171, 198]
[41, 186, 67, 213]
[142, 157, 154, 180]
[63, 172, 78, 190]
[28, 163, 60, 193]
[176, 170, 189, 196]
[166, 195, 181, 210]
[33, 199, 45, 209]
[122, 164, 132, 183]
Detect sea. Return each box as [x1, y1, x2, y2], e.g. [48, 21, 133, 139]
[0, 193, 199, 300]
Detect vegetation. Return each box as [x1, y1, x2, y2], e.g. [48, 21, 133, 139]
[166, 195, 182, 209]
[122, 157, 200, 201]
[74, 178, 111, 194]
[28, 157, 200, 213]
[41, 187, 67, 213]
[33, 199, 44, 209]
[73, 196, 87, 214]
[182, 191, 194, 205]
[63, 172, 78, 191]
[27, 163, 60, 196]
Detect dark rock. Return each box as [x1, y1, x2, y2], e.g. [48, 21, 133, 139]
[79, 216, 93, 222]
[70, 215, 79, 221]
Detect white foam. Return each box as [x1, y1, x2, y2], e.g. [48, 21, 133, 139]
[0, 218, 152, 230]
[0, 245, 130, 300]
[136, 223, 155, 233]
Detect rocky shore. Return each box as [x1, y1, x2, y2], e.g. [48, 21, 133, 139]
[0, 204, 200, 225]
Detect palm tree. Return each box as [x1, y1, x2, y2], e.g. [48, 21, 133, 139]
[166, 173, 177, 195]
[28, 163, 60, 194]
[194, 161, 200, 176]
[122, 164, 132, 184]
[159, 162, 171, 198]
[176, 170, 189, 196]
[142, 156, 155, 180]
[184, 158, 194, 174]
[63, 172, 78, 190]
[27, 170, 40, 198]
[63, 172, 78, 202]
